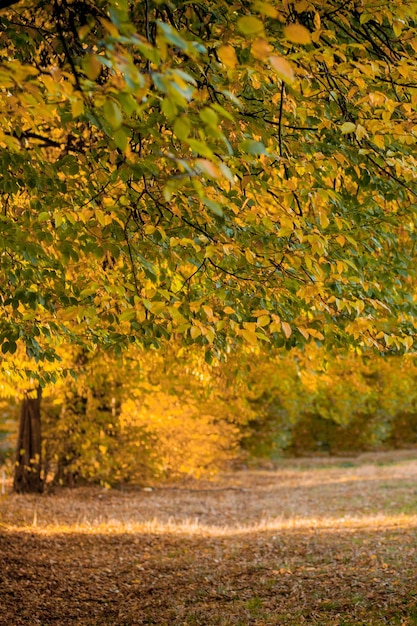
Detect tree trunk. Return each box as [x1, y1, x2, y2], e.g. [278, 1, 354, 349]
[13, 387, 43, 493]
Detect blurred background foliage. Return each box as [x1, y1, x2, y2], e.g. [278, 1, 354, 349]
[2, 344, 417, 486]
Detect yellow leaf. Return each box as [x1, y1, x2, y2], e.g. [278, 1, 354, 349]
[355, 300, 365, 314]
[98, 18, 119, 37]
[340, 122, 356, 134]
[257, 315, 270, 327]
[223, 306, 235, 315]
[393, 21, 403, 37]
[53, 211, 64, 227]
[384, 334, 395, 347]
[253, 1, 278, 18]
[245, 248, 255, 263]
[355, 124, 367, 140]
[83, 54, 101, 81]
[404, 336, 413, 350]
[204, 327, 215, 343]
[283, 23, 311, 45]
[251, 38, 272, 60]
[217, 45, 238, 69]
[190, 325, 201, 339]
[372, 135, 385, 149]
[256, 331, 270, 342]
[71, 97, 84, 118]
[269, 322, 281, 333]
[269, 56, 295, 83]
[137, 307, 146, 323]
[294, 0, 308, 11]
[318, 209, 330, 229]
[281, 321, 292, 338]
[202, 305, 214, 320]
[241, 329, 258, 345]
[297, 327, 309, 340]
[148, 301, 166, 315]
[307, 328, 324, 340]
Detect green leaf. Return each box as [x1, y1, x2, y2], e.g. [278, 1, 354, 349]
[113, 127, 129, 151]
[161, 97, 178, 119]
[157, 22, 189, 51]
[1, 341, 17, 354]
[237, 16, 264, 36]
[203, 197, 223, 217]
[103, 100, 123, 129]
[173, 116, 191, 140]
[240, 139, 267, 155]
[199, 107, 218, 127]
[186, 139, 215, 158]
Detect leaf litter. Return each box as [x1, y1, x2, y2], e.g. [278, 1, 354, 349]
[1, 449, 417, 625]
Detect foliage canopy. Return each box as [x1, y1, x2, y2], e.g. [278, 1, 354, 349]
[1, 0, 417, 373]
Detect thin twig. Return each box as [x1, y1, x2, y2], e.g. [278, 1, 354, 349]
[123, 216, 141, 296]
[278, 82, 285, 158]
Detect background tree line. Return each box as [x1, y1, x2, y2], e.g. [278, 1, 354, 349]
[2, 344, 417, 487]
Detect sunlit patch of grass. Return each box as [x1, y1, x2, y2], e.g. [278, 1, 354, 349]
[2, 511, 417, 537]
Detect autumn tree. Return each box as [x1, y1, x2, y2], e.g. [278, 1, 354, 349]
[1, 0, 417, 490]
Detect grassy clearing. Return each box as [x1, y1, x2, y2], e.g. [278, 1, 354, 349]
[1, 450, 417, 625]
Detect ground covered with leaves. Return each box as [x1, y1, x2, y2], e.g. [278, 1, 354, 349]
[1, 450, 417, 625]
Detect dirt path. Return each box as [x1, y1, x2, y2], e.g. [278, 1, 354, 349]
[1, 451, 417, 625]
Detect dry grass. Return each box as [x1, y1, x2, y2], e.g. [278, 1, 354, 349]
[1, 450, 417, 625]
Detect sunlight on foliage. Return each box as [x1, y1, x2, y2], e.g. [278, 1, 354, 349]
[120, 394, 239, 480]
[1, 0, 417, 369]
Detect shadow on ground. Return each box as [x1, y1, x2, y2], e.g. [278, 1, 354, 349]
[2, 524, 417, 625]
